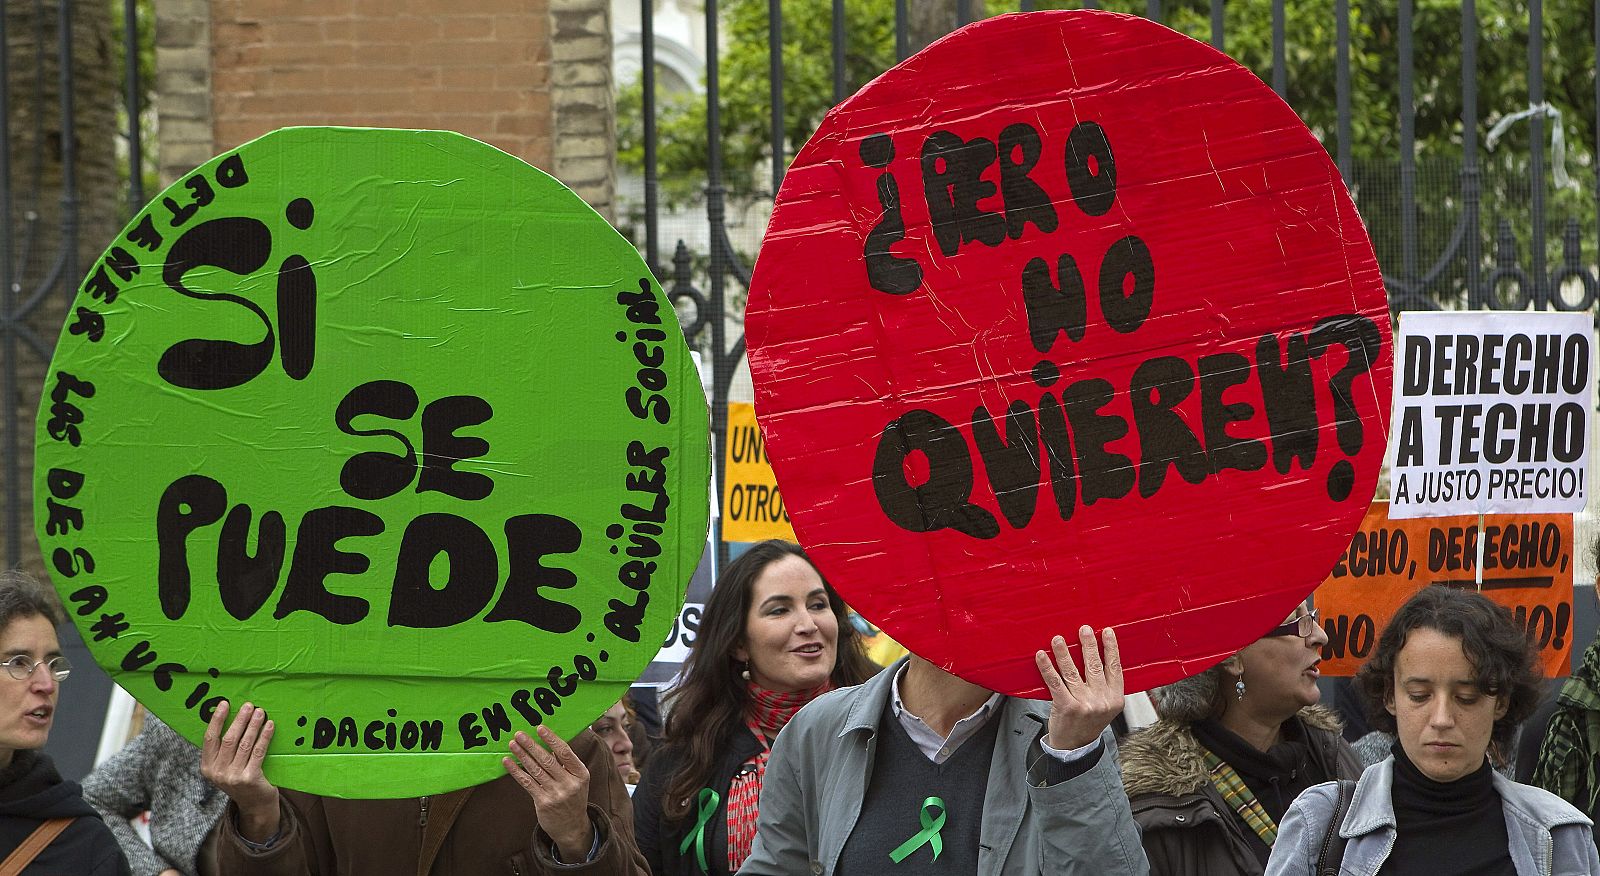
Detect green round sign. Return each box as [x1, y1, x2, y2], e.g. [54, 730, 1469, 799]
[33, 127, 710, 798]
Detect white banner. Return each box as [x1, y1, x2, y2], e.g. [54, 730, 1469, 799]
[1389, 310, 1593, 518]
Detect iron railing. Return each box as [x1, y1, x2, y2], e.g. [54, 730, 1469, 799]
[626, 0, 1600, 568]
[2, 0, 148, 571]
[5, 0, 1600, 573]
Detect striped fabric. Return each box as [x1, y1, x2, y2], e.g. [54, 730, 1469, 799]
[723, 723, 767, 873]
[1200, 748, 1278, 847]
[1531, 640, 1600, 814]
[724, 679, 833, 871]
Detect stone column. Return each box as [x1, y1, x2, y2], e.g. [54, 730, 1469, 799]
[154, 0, 212, 184]
[549, 0, 615, 220]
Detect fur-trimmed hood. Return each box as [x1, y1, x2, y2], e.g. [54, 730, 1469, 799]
[1120, 706, 1345, 800]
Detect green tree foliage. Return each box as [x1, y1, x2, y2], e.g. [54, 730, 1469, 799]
[1111, 0, 1597, 305]
[618, 0, 896, 209]
[620, 0, 1598, 304]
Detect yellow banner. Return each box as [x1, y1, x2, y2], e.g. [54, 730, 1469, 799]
[722, 403, 796, 543]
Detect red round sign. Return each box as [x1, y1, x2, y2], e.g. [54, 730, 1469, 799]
[747, 10, 1393, 696]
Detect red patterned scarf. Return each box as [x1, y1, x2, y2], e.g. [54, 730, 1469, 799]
[723, 679, 832, 870]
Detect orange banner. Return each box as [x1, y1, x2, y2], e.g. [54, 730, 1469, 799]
[1315, 503, 1574, 677]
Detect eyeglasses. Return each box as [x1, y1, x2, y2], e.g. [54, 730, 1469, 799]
[2, 655, 71, 683]
[1260, 609, 1320, 640]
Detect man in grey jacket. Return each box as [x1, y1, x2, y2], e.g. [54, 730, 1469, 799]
[739, 626, 1149, 876]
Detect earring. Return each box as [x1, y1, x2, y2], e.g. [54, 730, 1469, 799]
[1235, 675, 1246, 700]
[740, 660, 751, 681]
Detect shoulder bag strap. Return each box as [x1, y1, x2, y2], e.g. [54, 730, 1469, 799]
[0, 817, 75, 876]
[1314, 780, 1355, 876]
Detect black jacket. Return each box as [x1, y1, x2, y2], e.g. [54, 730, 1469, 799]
[634, 727, 762, 876]
[0, 750, 130, 875]
[1120, 708, 1361, 876]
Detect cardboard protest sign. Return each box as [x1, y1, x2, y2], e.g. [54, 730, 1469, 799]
[722, 402, 797, 543]
[33, 127, 710, 798]
[1390, 310, 1593, 519]
[746, 10, 1392, 695]
[1317, 503, 1574, 676]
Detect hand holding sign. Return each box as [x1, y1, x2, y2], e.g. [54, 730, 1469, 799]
[200, 700, 279, 843]
[504, 726, 594, 861]
[1035, 626, 1124, 751]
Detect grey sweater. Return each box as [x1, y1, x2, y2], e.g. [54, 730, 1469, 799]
[81, 715, 227, 876]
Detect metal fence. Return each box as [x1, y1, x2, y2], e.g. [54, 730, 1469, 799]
[3, 0, 144, 572]
[4, 0, 1600, 572]
[622, 0, 1600, 567]
[1, 0, 143, 778]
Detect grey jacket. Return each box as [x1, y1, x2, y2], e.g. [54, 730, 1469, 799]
[740, 659, 1149, 876]
[1265, 757, 1600, 876]
[82, 716, 226, 876]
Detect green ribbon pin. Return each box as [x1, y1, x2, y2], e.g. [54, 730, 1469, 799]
[888, 796, 947, 864]
[679, 787, 720, 873]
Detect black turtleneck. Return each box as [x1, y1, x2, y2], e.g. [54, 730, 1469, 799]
[1193, 719, 1322, 866]
[1381, 742, 1514, 876]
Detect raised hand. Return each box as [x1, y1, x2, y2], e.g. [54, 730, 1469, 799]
[1035, 625, 1125, 751]
[199, 700, 280, 842]
[504, 725, 594, 862]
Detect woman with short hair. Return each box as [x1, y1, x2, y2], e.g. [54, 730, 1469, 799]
[591, 698, 640, 786]
[1266, 585, 1599, 875]
[0, 569, 130, 875]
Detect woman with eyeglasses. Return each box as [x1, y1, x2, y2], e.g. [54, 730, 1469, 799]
[0, 569, 130, 875]
[1119, 600, 1360, 875]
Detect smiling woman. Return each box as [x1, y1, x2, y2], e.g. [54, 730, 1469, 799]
[0, 570, 129, 874]
[632, 541, 877, 876]
[1266, 586, 1600, 876]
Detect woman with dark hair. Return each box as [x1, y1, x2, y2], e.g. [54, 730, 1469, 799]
[0, 569, 129, 875]
[1120, 599, 1360, 874]
[1266, 585, 1598, 875]
[632, 540, 877, 876]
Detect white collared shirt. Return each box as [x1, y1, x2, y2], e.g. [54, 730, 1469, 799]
[888, 663, 1099, 765]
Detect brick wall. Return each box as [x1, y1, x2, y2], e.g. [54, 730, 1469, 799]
[157, 0, 614, 215]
